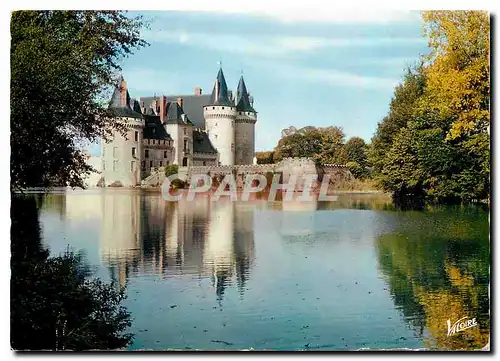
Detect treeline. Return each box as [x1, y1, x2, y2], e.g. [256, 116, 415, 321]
[370, 11, 489, 204]
[256, 126, 371, 179]
[258, 11, 490, 204]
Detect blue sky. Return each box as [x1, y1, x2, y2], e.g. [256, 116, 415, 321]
[89, 10, 430, 154]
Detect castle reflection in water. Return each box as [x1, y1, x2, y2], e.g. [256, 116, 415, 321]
[54, 190, 392, 302]
[63, 190, 257, 301]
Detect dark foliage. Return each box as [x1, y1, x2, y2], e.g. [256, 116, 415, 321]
[10, 11, 148, 190]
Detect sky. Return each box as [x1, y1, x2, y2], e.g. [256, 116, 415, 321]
[88, 9, 430, 155]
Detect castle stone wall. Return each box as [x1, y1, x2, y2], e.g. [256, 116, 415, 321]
[186, 157, 351, 190]
[102, 118, 144, 187]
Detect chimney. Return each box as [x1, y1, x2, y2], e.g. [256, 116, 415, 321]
[120, 78, 128, 106]
[177, 97, 183, 108]
[160, 96, 166, 122]
[194, 87, 202, 96]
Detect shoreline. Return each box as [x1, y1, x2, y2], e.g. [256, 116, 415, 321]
[17, 187, 388, 196]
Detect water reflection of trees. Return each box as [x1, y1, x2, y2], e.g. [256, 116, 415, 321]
[375, 209, 490, 350]
[95, 192, 256, 301]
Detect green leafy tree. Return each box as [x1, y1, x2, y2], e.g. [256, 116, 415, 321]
[345, 137, 369, 178]
[345, 137, 367, 166]
[273, 129, 323, 162]
[11, 11, 148, 190]
[273, 126, 348, 165]
[369, 66, 426, 178]
[318, 126, 348, 165]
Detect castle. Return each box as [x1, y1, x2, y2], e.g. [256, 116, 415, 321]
[100, 67, 257, 187]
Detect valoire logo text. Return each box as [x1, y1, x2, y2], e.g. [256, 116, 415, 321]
[447, 316, 478, 336]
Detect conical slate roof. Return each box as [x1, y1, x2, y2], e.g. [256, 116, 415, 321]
[209, 68, 232, 106]
[164, 102, 193, 125]
[236, 75, 256, 113]
[108, 76, 142, 118]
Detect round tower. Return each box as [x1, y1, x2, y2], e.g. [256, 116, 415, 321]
[102, 76, 144, 187]
[234, 75, 257, 165]
[203, 67, 236, 166]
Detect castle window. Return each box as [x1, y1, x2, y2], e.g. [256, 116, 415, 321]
[130, 161, 135, 172]
[222, 107, 224, 110]
[113, 160, 118, 171]
[150, 160, 153, 168]
[159, 161, 163, 167]
[134, 131, 138, 141]
[145, 149, 149, 158]
[132, 147, 136, 158]
[212, 107, 215, 110]
[164, 151, 167, 158]
[239, 112, 242, 115]
[153, 140, 155, 145]
[147, 139, 150, 145]
[166, 161, 169, 165]
[183, 128, 187, 135]
[203, 161, 206, 166]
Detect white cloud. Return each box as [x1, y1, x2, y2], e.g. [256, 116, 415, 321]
[143, 29, 426, 57]
[244, 59, 399, 89]
[151, 4, 420, 24]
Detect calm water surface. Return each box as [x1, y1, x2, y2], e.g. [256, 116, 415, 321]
[37, 189, 490, 351]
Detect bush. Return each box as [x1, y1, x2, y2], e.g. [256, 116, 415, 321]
[165, 164, 179, 178]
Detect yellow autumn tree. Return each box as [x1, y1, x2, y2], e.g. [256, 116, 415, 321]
[421, 11, 490, 140]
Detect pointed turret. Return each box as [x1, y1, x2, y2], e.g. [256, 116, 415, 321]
[236, 76, 256, 113]
[108, 75, 142, 118]
[209, 68, 232, 106]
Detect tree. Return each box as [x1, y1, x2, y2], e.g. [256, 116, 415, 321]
[345, 137, 367, 166]
[255, 151, 274, 164]
[318, 126, 348, 165]
[369, 66, 426, 178]
[273, 129, 323, 162]
[273, 126, 348, 165]
[345, 136, 369, 178]
[422, 11, 490, 141]
[422, 10, 490, 201]
[369, 11, 490, 204]
[11, 11, 148, 190]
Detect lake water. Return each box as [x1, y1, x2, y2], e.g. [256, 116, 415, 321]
[35, 189, 490, 351]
